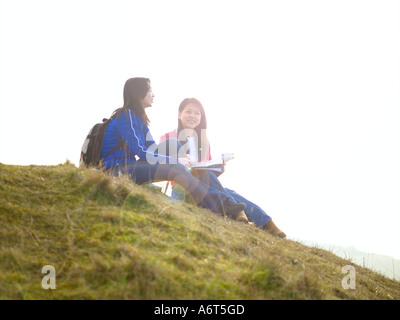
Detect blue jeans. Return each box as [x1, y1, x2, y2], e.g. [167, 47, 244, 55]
[109, 139, 239, 215]
[224, 188, 271, 228]
[111, 161, 227, 213]
[176, 169, 271, 228]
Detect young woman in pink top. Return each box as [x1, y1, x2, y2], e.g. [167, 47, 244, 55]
[160, 98, 286, 238]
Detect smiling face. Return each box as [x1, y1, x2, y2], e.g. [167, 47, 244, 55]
[178, 103, 202, 130]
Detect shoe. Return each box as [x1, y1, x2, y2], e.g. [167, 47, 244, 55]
[263, 220, 286, 238]
[233, 210, 249, 223]
[223, 200, 246, 218]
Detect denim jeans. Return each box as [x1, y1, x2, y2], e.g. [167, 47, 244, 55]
[109, 138, 236, 214]
[224, 188, 271, 228]
[174, 166, 272, 228]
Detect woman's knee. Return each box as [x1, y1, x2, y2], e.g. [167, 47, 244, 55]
[170, 163, 189, 175]
[168, 164, 193, 189]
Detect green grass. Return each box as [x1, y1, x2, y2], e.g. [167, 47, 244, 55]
[0, 162, 399, 300]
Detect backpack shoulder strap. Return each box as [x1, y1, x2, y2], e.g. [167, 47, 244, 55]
[101, 110, 127, 160]
[103, 140, 125, 159]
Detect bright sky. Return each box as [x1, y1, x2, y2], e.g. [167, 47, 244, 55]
[1, 0, 399, 259]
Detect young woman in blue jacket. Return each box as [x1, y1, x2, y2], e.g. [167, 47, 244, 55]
[100, 77, 247, 220]
[160, 98, 286, 238]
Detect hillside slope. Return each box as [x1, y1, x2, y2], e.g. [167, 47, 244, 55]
[0, 162, 398, 300]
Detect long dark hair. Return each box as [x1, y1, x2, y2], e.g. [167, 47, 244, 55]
[177, 98, 209, 161]
[115, 77, 151, 126]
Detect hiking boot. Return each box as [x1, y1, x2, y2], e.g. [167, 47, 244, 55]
[223, 200, 246, 219]
[263, 220, 286, 238]
[233, 210, 250, 223]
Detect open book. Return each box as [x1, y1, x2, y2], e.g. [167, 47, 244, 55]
[190, 153, 235, 173]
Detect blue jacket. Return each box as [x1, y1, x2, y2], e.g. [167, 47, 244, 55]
[101, 109, 177, 168]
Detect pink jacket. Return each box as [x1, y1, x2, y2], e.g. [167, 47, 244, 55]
[159, 129, 212, 161]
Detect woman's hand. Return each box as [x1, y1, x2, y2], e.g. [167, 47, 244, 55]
[178, 155, 192, 168]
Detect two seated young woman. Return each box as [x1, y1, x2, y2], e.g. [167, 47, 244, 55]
[101, 77, 286, 238]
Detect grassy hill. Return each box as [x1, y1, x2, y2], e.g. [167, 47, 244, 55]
[0, 162, 398, 300]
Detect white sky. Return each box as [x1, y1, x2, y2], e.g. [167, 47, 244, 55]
[1, 0, 399, 259]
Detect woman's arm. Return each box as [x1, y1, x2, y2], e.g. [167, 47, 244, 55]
[117, 110, 179, 164]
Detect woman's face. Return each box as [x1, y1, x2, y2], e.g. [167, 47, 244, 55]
[141, 86, 154, 108]
[179, 103, 202, 129]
